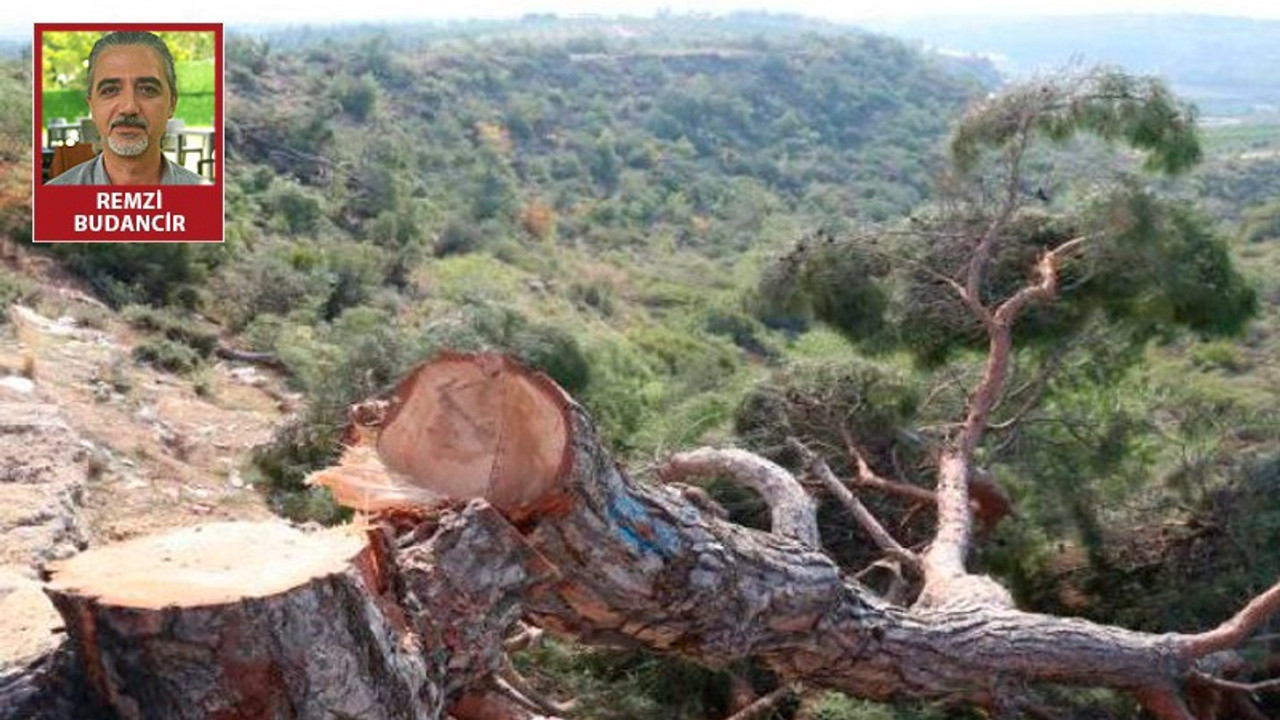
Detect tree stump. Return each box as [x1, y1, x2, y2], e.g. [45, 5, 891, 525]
[36, 352, 1280, 720]
[44, 521, 435, 720]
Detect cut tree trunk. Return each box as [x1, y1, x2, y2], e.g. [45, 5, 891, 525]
[44, 521, 437, 720]
[43, 503, 555, 719]
[312, 353, 1277, 716]
[42, 353, 1280, 719]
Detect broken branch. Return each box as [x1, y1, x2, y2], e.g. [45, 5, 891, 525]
[659, 447, 819, 548]
[788, 438, 919, 572]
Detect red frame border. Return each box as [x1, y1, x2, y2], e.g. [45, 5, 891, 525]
[32, 23, 225, 243]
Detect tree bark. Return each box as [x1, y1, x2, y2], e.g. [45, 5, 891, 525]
[43, 353, 1280, 718]
[312, 353, 1278, 713]
[45, 521, 437, 720]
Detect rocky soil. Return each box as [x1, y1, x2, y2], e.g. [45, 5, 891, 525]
[0, 257, 293, 714]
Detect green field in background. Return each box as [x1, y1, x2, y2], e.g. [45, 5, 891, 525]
[40, 59, 216, 128]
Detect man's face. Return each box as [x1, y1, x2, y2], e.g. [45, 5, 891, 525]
[88, 44, 175, 159]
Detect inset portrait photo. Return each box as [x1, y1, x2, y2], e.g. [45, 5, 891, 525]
[33, 24, 224, 242]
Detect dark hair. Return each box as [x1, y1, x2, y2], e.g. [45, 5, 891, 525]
[86, 31, 177, 98]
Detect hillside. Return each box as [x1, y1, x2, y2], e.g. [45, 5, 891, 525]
[211, 24, 988, 480]
[3, 15, 1280, 719]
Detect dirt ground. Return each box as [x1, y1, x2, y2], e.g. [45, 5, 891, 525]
[0, 245, 295, 682]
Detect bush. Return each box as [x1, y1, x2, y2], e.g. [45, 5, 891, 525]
[434, 219, 485, 257]
[508, 322, 591, 395]
[208, 242, 333, 330]
[805, 692, 954, 720]
[513, 641, 736, 720]
[50, 244, 211, 308]
[1242, 200, 1280, 243]
[0, 268, 41, 320]
[133, 338, 201, 374]
[268, 183, 326, 235]
[332, 73, 379, 121]
[251, 305, 430, 523]
[122, 304, 219, 357]
[569, 279, 617, 316]
[1190, 340, 1249, 373]
[249, 418, 349, 525]
[703, 306, 777, 359]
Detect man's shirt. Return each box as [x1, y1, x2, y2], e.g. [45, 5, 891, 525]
[48, 153, 209, 185]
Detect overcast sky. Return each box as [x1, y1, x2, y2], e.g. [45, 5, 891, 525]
[9, 0, 1279, 35]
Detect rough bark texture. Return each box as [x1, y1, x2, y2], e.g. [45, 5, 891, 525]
[44, 521, 436, 720]
[313, 354, 1276, 713]
[41, 503, 556, 720]
[385, 501, 560, 703]
[0, 637, 90, 720]
[497, 406, 1189, 703]
[38, 353, 1280, 718]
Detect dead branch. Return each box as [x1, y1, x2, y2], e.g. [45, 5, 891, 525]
[659, 447, 819, 548]
[723, 684, 794, 720]
[504, 623, 545, 653]
[452, 684, 564, 720]
[1190, 671, 1280, 694]
[992, 235, 1088, 328]
[964, 111, 1034, 318]
[836, 427, 1010, 533]
[213, 342, 289, 371]
[788, 438, 919, 572]
[837, 427, 933, 504]
[499, 657, 577, 717]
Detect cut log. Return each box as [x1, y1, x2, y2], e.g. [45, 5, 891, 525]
[44, 521, 436, 720]
[313, 352, 573, 519]
[313, 353, 1280, 715]
[42, 353, 1277, 719]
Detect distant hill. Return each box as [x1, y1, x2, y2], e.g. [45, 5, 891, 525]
[860, 14, 1280, 118]
[226, 20, 990, 258]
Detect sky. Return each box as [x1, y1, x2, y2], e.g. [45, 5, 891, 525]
[7, 0, 1280, 35]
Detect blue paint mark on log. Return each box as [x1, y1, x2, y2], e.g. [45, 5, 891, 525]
[607, 494, 679, 557]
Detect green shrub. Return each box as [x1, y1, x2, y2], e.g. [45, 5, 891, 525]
[508, 322, 592, 395]
[268, 183, 326, 235]
[580, 339, 662, 449]
[133, 338, 201, 374]
[209, 242, 333, 330]
[703, 306, 777, 359]
[513, 641, 735, 720]
[434, 219, 485, 257]
[1242, 200, 1280, 243]
[805, 693, 955, 720]
[249, 418, 349, 525]
[251, 305, 428, 523]
[332, 73, 379, 121]
[0, 268, 41, 320]
[51, 244, 211, 308]
[1190, 340, 1249, 373]
[569, 279, 617, 316]
[122, 304, 219, 357]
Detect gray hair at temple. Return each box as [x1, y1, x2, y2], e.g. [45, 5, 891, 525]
[85, 31, 178, 99]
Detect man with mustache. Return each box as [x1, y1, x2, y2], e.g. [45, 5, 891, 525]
[48, 31, 208, 185]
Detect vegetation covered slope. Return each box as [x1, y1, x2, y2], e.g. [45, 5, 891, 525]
[205, 22, 989, 512]
[3, 14, 1280, 718]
